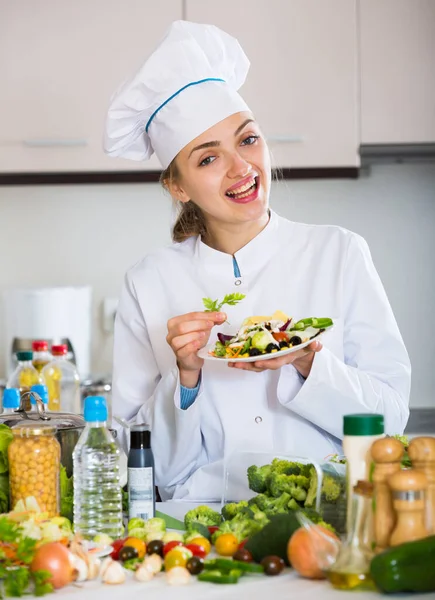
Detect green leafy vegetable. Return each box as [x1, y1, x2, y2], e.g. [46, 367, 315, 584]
[202, 293, 245, 313]
[32, 571, 54, 597]
[59, 465, 73, 521]
[3, 566, 29, 597]
[0, 424, 13, 475]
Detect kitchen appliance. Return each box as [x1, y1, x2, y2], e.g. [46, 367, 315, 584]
[2, 286, 92, 379]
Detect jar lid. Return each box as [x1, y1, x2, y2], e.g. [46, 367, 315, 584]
[343, 413, 384, 436]
[16, 351, 33, 361]
[32, 340, 48, 351]
[12, 421, 57, 437]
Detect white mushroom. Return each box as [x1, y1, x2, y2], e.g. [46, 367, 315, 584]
[166, 566, 191, 586]
[102, 560, 126, 585]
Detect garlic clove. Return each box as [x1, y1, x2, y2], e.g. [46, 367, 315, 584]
[68, 553, 89, 582]
[134, 565, 154, 582]
[99, 557, 113, 579]
[102, 560, 126, 585]
[143, 554, 163, 575]
[87, 556, 101, 580]
[166, 566, 191, 586]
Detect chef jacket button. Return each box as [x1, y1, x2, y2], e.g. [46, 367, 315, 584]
[235, 279, 242, 286]
[255, 416, 262, 424]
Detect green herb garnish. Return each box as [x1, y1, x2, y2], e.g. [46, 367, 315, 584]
[202, 293, 246, 313]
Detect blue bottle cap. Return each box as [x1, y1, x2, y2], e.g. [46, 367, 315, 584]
[84, 396, 108, 422]
[3, 388, 20, 409]
[30, 384, 49, 405]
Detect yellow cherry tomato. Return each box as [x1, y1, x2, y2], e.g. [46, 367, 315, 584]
[123, 537, 146, 560]
[189, 536, 211, 555]
[164, 548, 189, 570]
[215, 533, 239, 557]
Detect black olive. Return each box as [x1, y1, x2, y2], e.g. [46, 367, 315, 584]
[249, 348, 262, 356]
[265, 343, 279, 353]
[265, 323, 272, 331]
[186, 556, 204, 575]
[289, 336, 302, 346]
[119, 545, 139, 562]
[233, 548, 253, 563]
[146, 539, 164, 557]
[260, 555, 285, 576]
[279, 341, 289, 349]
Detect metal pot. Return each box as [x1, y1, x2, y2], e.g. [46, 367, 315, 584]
[0, 391, 116, 477]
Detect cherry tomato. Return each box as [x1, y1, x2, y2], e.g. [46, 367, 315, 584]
[185, 544, 207, 559]
[110, 539, 125, 560]
[163, 540, 183, 556]
[164, 548, 188, 570]
[272, 332, 289, 343]
[208, 526, 219, 535]
[188, 536, 211, 555]
[147, 539, 164, 557]
[123, 537, 146, 559]
[215, 533, 239, 557]
[119, 545, 139, 562]
[186, 556, 204, 575]
[261, 555, 285, 576]
[233, 548, 253, 562]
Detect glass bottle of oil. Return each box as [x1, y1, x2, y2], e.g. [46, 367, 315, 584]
[326, 480, 375, 591]
[32, 340, 51, 373]
[7, 351, 42, 411]
[42, 344, 80, 413]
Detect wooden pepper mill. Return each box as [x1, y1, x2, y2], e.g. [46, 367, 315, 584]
[388, 469, 428, 546]
[408, 436, 435, 534]
[371, 437, 404, 552]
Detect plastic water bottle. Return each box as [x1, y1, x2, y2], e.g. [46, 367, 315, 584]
[73, 396, 123, 539]
[2, 388, 20, 414]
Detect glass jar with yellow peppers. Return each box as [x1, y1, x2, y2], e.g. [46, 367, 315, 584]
[8, 422, 60, 517]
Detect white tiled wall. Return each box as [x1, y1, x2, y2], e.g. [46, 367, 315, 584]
[1, 163, 434, 407]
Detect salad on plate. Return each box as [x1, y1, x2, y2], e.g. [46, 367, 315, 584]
[204, 311, 333, 360]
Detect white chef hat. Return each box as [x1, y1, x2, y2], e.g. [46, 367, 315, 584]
[103, 20, 250, 169]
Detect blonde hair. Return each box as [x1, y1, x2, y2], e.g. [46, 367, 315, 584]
[160, 160, 208, 243]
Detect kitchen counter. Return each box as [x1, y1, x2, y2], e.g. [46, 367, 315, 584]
[51, 501, 431, 600]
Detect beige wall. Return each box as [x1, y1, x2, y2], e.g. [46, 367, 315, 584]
[1, 162, 434, 407]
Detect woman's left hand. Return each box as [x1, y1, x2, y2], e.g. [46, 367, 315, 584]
[228, 340, 322, 378]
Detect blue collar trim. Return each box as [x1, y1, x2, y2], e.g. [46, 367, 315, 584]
[145, 78, 225, 133]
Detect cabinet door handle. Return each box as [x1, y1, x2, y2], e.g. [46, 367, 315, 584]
[22, 138, 88, 147]
[267, 135, 304, 144]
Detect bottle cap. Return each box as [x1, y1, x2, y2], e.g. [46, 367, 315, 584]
[30, 385, 49, 405]
[343, 413, 384, 436]
[16, 351, 33, 361]
[130, 423, 151, 449]
[3, 388, 20, 409]
[32, 340, 48, 352]
[51, 344, 68, 356]
[84, 396, 108, 422]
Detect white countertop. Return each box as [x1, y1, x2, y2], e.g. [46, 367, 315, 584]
[53, 501, 429, 600]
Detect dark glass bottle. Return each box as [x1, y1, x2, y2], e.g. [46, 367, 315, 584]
[127, 424, 155, 520]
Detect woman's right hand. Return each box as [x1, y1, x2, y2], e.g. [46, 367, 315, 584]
[166, 311, 226, 387]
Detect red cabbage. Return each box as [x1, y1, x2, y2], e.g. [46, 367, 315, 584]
[218, 333, 233, 345]
[279, 319, 291, 331]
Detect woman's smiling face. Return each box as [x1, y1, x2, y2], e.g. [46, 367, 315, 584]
[169, 112, 271, 229]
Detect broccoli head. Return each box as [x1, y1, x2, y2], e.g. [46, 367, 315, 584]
[221, 501, 249, 521]
[247, 464, 272, 493]
[305, 466, 343, 508]
[270, 458, 310, 476]
[212, 508, 269, 543]
[267, 472, 310, 500]
[184, 505, 222, 530]
[301, 508, 337, 534]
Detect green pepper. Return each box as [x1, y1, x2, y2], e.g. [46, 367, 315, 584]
[370, 535, 435, 593]
[312, 318, 333, 329]
[198, 569, 242, 584]
[206, 558, 264, 573]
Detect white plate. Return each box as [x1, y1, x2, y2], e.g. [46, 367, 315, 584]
[198, 329, 327, 363]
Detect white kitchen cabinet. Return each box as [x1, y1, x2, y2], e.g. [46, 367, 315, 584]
[185, 0, 359, 168]
[0, 0, 182, 173]
[360, 0, 435, 144]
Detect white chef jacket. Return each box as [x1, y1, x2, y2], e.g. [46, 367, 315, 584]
[112, 210, 411, 501]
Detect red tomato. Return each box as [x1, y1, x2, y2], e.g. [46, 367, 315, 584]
[272, 332, 289, 343]
[185, 544, 207, 559]
[163, 541, 183, 556]
[110, 539, 125, 560]
[238, 539, 248, 550]
[208, 526, 219, 535]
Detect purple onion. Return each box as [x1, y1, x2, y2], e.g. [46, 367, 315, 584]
[279, 319, 291, 331]
[218, 333, 233, 345]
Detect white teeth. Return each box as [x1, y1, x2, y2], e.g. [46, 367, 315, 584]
[227, 178, 257, 196]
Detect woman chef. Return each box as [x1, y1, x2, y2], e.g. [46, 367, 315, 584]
[104, 21, 411, 501]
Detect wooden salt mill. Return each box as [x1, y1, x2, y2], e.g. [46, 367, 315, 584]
[371, 437, 404, 552]
[388, 469, 428, 546]
[408, 436, 435, 534]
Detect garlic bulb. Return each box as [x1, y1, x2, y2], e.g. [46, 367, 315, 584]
[102, 560, 126, 585]
[166, 566, 191, 586]
[142, 554, 163, 575]
[87, 556, 101, 580]
[68, 553, 88, 582]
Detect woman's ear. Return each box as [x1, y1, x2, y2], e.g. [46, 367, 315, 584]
[166, 178, 190, 204]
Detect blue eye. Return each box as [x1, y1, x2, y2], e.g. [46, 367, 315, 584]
[241, 135, 260, 146]
[199, 155, 216, 167]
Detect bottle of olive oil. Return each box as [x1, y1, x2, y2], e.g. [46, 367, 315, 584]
[7, 351, 42, 411]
